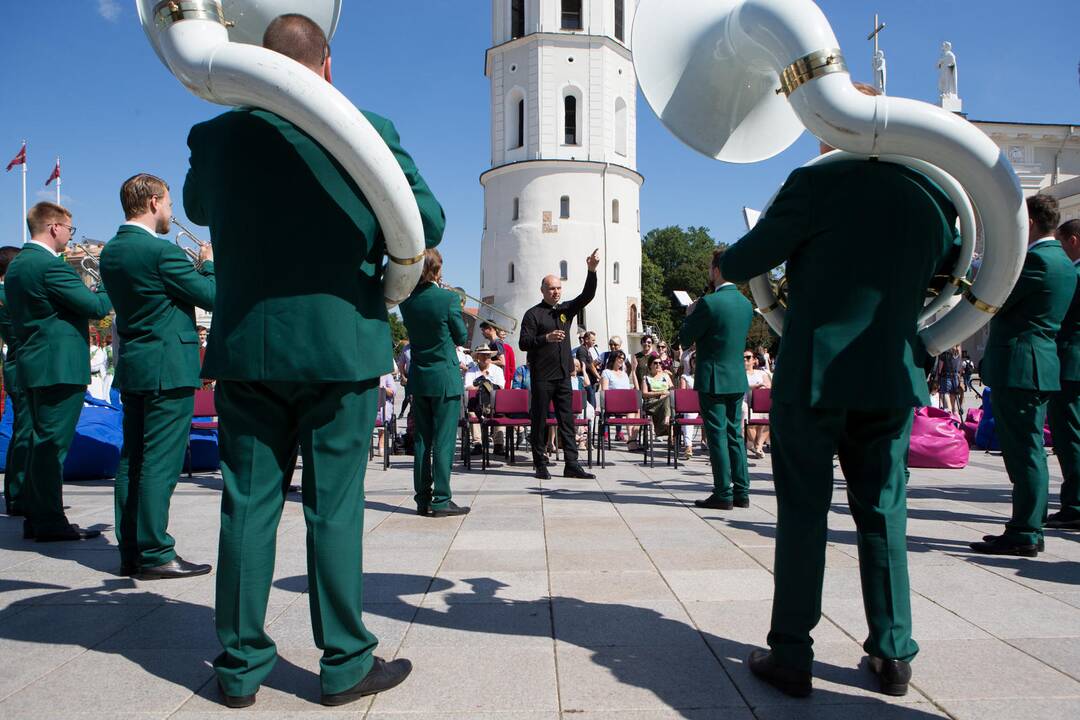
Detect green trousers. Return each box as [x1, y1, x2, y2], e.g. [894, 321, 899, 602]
[23, 384, 85, 534]
[699, 392, 748, 501]
[411, 393, 461, 509]
[3, 383, 31, 514]
[993, 386, 1050, 544]
[213, 379, 379, 697]
[114, 388, 195, 568]
[768, 401, 917, 673]
[1047, 381, 1080, 520]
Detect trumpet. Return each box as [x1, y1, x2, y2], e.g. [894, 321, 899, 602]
[171, 216, 210, 265]
[439, 280, 519, 334]
[69, 241, 101, 284]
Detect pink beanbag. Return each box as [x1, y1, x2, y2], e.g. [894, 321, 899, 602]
[909, 406, 969, 469]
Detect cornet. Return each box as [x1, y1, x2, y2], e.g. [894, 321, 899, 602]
[171, 216, 210, 265]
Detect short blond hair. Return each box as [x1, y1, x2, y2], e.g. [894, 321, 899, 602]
[26, 202, 71, 236]
[120, 173, 169, 219]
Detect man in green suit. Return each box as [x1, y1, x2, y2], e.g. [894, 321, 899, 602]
[6, 202, 112, 541]
[1047, 219, 1080, 531]
[399, 249, 470, 517]
[100, 173, 216, 579]
[973, 196, 1076, 555]
[679, 248, 753, 509]
[720, 118, 958, 695]
[0, 246, 30, 517]
[183, 14, 445, 708]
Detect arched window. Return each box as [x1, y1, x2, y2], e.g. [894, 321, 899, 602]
[508, 263, 515, 283]
[516, 98, 525, 148]
[512, 197, 520, 220]
[511, 0, 525, 39]
[629, 303, 638, 333]
[560, 195, 570, 219]
[612, 199, 620, 223]
[614, 97, 627, 156]
[614, 0, 625, 41]
[559, 260, 568, 280]
[564, 94, 578, 145]
[613, 261, 621, 284]
[562, 0, 582, 30]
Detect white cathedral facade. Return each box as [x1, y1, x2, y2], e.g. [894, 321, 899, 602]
[478, 0, 643, 348]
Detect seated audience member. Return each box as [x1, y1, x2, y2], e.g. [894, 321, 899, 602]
[464, 346, 505, 455]
[642, 355, 674, 438]
[743, 350, 772, 459]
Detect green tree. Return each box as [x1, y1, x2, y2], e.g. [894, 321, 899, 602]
[640, 225, 778, 352]
[388, 311, 407, 349]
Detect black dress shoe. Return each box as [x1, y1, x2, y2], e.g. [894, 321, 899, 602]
[694, 496, 733, 510]
[35, 523, 102, 543]
[867, 656, 911, 696]
[218, 680, 256, 709]
[416, 505, 431, 516]
[534, 465, 551, 480]
[321, 656, 413, 706]
[118, 561, 140, 577]
[1046, 512, 1080, 530]
[747, 649, 812, 698]
[734, 497, 750, 508]
[970, 536, 1038, 557]
[136, 556, 212, 580]
[982, 533, 1045, 552]
[430, 502, 470, 517]
[563, 463, 595, 479]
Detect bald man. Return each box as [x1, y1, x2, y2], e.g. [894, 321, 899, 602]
[518, 251, 599, 479]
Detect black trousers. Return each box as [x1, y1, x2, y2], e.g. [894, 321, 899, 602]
[530, 377, 577, 466]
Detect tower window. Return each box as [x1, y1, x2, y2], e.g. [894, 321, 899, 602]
[561, 0, 582, 30]
[612, 199, 620, 223]
[559, 260, 568, 280]
[613, 262, 620, 284]
[614, 0, 625, 41]
[564, 95, 578, 145]
[508, 263, 516, 283]
[511, 0, 525, 39]
[516, 98, 525, 148]
[560, 195, 570, 219]
[629, 303, 638, 333]
[614, 97, 627, 156]
[513, 197, 520, 220]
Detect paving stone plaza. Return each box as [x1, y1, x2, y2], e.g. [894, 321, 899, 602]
[1, 434, 1079, 719]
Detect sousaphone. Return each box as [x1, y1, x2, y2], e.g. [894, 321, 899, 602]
[135, 0, 425, 306]
[633, 0, 1026, 355]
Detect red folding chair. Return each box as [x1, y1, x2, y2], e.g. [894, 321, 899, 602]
[545, 389, 593, 468]
[186, 388, 218, 477]
[668, 388, 704, 468]
[599, 389, 652, 468]
[748, 387, 772, 424]
[484, 388, 531, 469]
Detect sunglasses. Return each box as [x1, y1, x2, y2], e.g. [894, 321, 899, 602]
[743, 355, 754, 360]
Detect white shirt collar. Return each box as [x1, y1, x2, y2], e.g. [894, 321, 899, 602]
[1073, 257, 1080, 267]
[27, 239, 59, 257]
[716, 282, 735, 290]
[122, 220, 159, 237]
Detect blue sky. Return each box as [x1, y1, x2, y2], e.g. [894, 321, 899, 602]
[1, 1, 1077, 298]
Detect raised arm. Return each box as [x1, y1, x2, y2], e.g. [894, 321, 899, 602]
[45, 263, 112, 320]
[447, 295, 469, 347]
[720, 168, 812, 283]
[160, 243, 215, 311]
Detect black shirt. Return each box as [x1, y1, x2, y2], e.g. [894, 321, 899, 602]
[518, 271, 597, 381]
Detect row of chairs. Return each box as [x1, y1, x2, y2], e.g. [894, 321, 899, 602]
[666, 386, 772, 469]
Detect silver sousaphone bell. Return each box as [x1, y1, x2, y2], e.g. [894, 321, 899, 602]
[633, 0, 1027, 355]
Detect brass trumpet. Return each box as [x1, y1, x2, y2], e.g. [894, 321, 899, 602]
[69, 241, 101, 284]
[171, 216, 210, 265]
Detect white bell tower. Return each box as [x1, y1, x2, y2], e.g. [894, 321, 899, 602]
[479, 0, 644, 348]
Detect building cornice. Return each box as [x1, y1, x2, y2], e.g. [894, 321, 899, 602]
[485, 32, 631, 76]
[480, 158, 644, 187]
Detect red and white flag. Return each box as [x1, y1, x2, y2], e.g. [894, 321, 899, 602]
[45, 158, 60, 186]
[5, 144, 26, 172]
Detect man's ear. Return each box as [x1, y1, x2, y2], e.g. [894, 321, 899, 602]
[323, 55, 333, 84]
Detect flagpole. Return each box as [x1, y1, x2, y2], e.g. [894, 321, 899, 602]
[21, 142, 27, 245]
[55, 156, 60, 205]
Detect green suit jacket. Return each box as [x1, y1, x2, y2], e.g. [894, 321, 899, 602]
[99, 224, 216, 392]
[721, 159, 956, 409]
[1057, 262, 1080, 383]
[5, 243, 113, 388]
[183, 108, 445, 382]
[0, 284, 19, 389]
[678, 284, 753, 395]
[399, 282, 468, 398]
[983, 239, 1076, 391]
